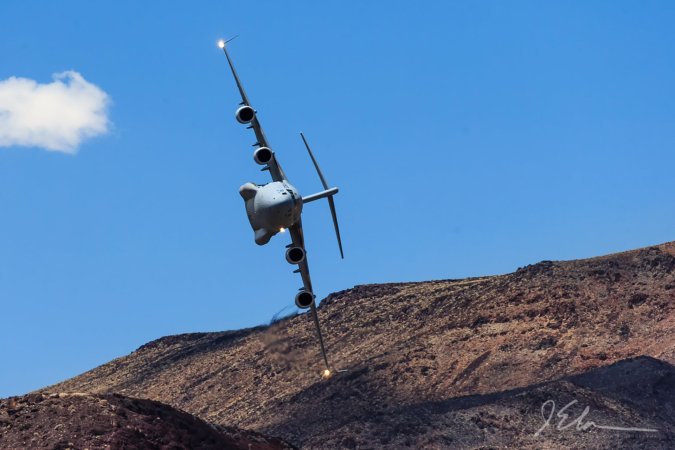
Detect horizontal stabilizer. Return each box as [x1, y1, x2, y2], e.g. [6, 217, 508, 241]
[300, 132, 344, 259]
[327, 195, 344, 259]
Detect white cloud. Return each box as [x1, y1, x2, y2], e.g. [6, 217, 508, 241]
[0, 71, 111, 154]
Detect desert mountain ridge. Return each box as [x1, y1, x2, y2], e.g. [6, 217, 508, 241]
[0, 392, 296, 449]
[3, 241, 675, 449]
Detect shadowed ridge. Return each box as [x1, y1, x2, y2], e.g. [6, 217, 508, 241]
[39, 240, 675, 448]
[260, 355, 675, 448]
[0, 392, 297, 450]
[135, 328, 261, 353]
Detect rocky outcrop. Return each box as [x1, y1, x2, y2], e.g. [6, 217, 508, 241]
[34, 242, 675, 448]
[0, 392, 295, 450]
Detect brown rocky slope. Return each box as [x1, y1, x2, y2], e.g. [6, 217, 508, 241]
[0, 392, 295, 450]
[42, 242, 675, 448]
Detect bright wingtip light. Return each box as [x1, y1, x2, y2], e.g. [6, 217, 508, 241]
[217, 39, 225, 49]
[322, 369, 332, 379]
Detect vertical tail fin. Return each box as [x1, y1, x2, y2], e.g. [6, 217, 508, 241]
[300, 133, 344, 259]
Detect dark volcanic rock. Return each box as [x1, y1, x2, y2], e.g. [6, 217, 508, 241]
[38, 241, 675, 448]
[0, 392, 294, 450]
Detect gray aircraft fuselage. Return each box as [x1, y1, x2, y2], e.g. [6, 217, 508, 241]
[239, 180, 303, 245]
[221, 38, 343, 372]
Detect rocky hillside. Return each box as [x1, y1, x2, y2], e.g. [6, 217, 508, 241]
[0, 392, 295, 450]
[35, 242, 675, 448]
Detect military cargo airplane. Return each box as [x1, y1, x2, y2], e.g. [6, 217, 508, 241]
[218, 38, 343, 374]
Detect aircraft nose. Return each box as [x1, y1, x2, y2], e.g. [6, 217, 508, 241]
[239, 182, 258, 200]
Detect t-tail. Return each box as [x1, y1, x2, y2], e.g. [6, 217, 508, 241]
[300, 133, 344, 259]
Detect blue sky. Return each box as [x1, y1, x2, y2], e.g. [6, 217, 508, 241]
[1, 1, 674, 397]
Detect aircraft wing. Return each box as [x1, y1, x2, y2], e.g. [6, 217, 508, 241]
[289, 220, 313, 294]
[221, 43, 286, 182]
[289, 220, 330, 369]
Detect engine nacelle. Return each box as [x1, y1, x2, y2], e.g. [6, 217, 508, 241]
[235, 105, 255, 124]
[285, 246, 305, 264]
[253, 147, 273, 165]
[295, 290, 314, 309]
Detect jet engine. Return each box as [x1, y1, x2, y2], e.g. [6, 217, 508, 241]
[295, 290, 314, 309]
[253, 147, 273, 165]
[235, 105, 255, 124]
[285, 246, 305, 264]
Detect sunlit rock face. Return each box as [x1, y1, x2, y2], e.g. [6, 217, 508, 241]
[39, 242, 675, 448]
